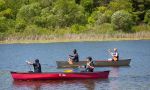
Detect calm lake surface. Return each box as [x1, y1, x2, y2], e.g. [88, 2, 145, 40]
[0, 40, 150, 90]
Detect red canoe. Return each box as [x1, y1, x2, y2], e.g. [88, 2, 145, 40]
[10, 71, 110, 80]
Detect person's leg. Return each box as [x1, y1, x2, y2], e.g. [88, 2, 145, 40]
[90, 69, 93, 72]
[85, 68, 90, 72]
[68, 58, 73, 64]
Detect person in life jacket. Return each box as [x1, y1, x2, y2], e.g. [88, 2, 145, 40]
[68, 49, 79, 64]
[84, 56, 95, 72]
[26, 59, 42, 73]
[109, 48, 119, 61]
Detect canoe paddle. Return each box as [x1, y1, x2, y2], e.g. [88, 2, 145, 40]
[26, 61, 57, 69]
[26, 61, 32, 71]
[64, 69, 73, 73]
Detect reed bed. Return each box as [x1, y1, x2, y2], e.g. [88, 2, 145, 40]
[0, 31, 150, 44]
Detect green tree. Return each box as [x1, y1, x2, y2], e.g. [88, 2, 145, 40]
[51, 0, 86, 27]
[108, 0, 132, 12]
[40, 0, 55, 8]
[131, 0, 150, 21]
[17, 3, 41, 23]
[80, 0, 93, 13]
[15, 19, 26, 31]
[111, 10, 134, 32]
[88, 6, 113, 25]
[0, 17, 8, 32]
[144, 10, 150, 25]
[3, 0, 31, 19]
[0, 0, 5, 10]
[0, 0, 13, 18]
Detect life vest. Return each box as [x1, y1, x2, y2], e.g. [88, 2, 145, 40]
[87, 61, 94, 69]
[113, 52, 119, 61]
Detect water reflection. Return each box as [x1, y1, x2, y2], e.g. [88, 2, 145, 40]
[108, 67, 120, 90]
[81, 79, 95, 90]
[12, 79, 109, 90]
[109, 78, 119, 90]
[11, 67, 120, 90]
[110, 67, 119, 77]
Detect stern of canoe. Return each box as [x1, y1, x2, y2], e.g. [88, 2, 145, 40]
[95, 59, 131, 67]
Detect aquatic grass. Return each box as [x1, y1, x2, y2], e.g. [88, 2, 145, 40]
[1, 31, 150, 44]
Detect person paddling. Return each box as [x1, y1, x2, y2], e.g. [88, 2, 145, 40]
[108, 48, 119, 61]
[68, 49, 79, 64]
[82, 56, 94, 72]
[26, 59, 42, 73]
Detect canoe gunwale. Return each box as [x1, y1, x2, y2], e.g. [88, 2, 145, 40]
[10, 71, 110, 74]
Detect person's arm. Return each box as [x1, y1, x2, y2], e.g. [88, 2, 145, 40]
[72, 55, 76, 59]
[70, 53, 76, 58]
[26, 61, 33, 65]
[87, 62, 94, 69]
[89, 63, 94, 69]
[69, 55, 73, 57]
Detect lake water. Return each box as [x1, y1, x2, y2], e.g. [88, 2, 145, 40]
[0, 40, 150, 90]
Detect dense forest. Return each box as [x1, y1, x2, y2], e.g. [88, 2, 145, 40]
[0, 0, 150, 42]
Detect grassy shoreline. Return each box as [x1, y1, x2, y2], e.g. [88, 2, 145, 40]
[0, 38, 150, 44]
[0, 32, 150, 44]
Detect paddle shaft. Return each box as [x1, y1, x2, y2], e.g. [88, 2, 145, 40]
[27, 63, 32, 71]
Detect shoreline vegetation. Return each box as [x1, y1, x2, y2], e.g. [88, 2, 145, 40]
[0, 0, 150, 44]
[1, 31, 150, 44]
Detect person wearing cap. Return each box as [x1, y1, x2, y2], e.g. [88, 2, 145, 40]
[84, 56, 95, 72]
[108, 48, 119, 61]
[26, 59, 42, 73]
[68, 49, 79, 64]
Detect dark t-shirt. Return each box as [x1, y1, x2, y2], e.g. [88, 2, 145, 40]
[33, 62, 41, 73]
[69, 53, 79, 62]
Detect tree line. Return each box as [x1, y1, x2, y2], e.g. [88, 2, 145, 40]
[0, 0, 150, 38]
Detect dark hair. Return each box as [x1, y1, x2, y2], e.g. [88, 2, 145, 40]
[86, 56, 92, 61]
[73, 49, 77, 54]
[35, 59, 39, 63]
